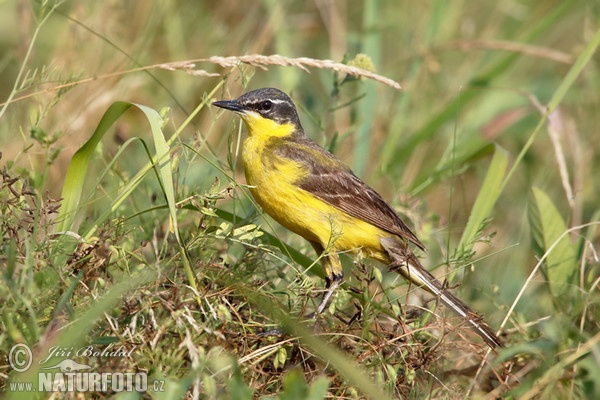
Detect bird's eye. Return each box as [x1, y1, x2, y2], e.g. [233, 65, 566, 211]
[260, 100, 272, 112]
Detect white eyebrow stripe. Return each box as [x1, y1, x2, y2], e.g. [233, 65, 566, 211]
[245, 98, 290, 106]
[268, 99, 289, 104]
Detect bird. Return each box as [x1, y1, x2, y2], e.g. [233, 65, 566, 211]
[213, 87, 503, 350]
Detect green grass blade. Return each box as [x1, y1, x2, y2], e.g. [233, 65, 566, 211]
[352, 0, 381, 176]
[411, 143, 495, 195]
[528, 187, 578, 301]
[457, 144, 508, 259]
[547, 27, 600, 112]
[131, 103, 180, 243]
[57, 102, 132, 233]
[82, 139, 156, 240]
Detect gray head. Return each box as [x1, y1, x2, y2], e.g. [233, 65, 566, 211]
[213, 88, 302, 127]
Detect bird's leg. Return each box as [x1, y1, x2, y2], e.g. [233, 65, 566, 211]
[316, 272, 343, 315]
[309, 241, 344, 316]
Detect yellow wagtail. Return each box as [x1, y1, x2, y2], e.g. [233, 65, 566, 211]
[213, 87, 503, 350]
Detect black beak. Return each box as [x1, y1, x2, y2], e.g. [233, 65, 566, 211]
[212, 99, 244, 113]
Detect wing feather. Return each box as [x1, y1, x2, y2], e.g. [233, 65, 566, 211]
[275, 138, 425, 251]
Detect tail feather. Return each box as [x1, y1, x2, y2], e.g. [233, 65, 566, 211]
[380, 237, 504, 350]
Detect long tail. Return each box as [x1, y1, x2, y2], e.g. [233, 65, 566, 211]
[380, 237, 504, 350]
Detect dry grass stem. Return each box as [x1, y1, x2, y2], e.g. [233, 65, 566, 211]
[202, 54, 402, 89]
[158, 62, 220, 77]
[547, 108, 575, 208]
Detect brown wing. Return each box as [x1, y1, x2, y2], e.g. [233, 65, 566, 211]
[275, 137, 425, 251]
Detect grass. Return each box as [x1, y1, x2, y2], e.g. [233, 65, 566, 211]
[1, 1, 599, 399]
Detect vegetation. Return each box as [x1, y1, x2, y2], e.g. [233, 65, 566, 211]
[1, 1, 599, 399]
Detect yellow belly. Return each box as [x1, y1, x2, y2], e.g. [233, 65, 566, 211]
[242, 138, 389, 262]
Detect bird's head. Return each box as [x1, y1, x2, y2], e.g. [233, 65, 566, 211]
[213, 88, 302, 139]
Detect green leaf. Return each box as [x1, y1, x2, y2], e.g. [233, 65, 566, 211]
[307, 376, 330, 400]
[528, 187, 578, 300]
[280, 369, 328, 400]
[280, 369, 305, 399]
[457, 144, 509, 257]
[227, 361, 254, 400]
